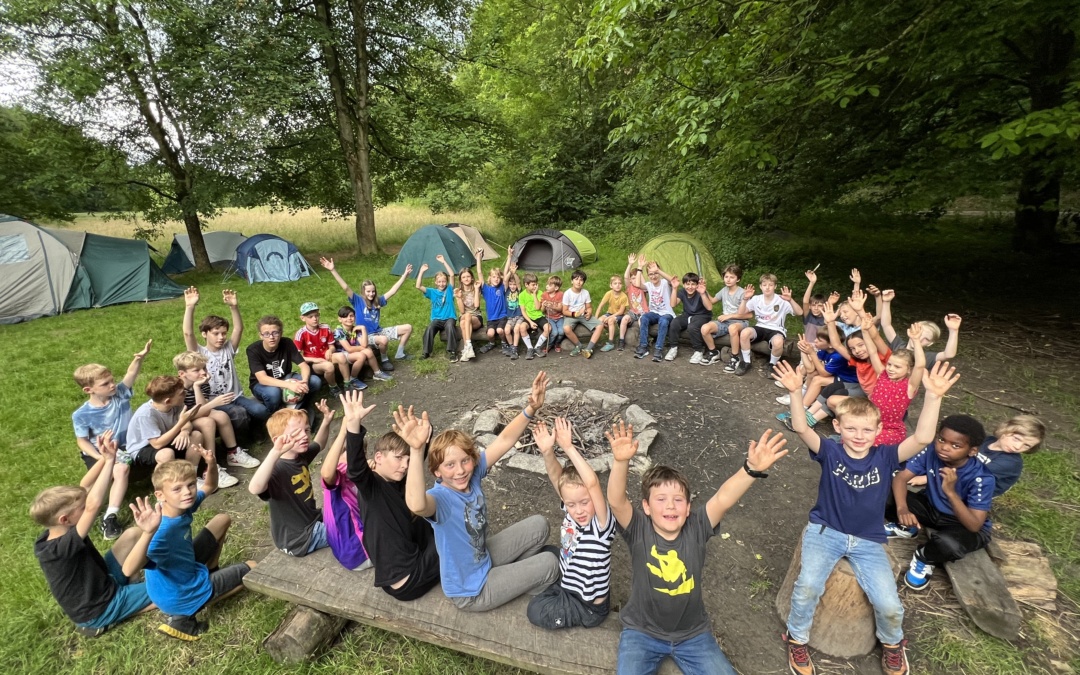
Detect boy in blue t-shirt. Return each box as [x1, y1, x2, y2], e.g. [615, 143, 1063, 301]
[774, 360, 960, 675]
[477, 248, 513, 355]
[886, 415, 995, 590]
[146, 449, 254, 641]
[415, 255, 460, 360]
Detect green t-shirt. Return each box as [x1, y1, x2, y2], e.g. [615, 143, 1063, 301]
[520, 289, 544, 321]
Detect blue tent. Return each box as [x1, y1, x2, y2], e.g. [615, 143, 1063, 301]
[234, 234, 314, 284]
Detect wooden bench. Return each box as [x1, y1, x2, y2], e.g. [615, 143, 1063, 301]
[245, 549, 679, 673]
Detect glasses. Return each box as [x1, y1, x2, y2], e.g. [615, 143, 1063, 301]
[260, 331, 283, 338]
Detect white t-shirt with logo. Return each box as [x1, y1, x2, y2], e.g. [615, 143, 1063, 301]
[746, 295, 794, 335]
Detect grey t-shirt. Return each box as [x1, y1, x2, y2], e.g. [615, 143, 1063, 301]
[617, 507, 721, 642]
[199, 343, 242, 397]
[888, 334, 941, 366]
[126, 400, 181, 453]
[711, 286, 745, 316]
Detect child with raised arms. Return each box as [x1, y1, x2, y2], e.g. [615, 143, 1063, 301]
[868, 322, 926, 446]
[622, 255, 647, 352]
[321, 256, 415, 368]
[416, 255, 460, 361]
[455, 263, 483, 362]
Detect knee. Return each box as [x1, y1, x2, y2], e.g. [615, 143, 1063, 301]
[113, 463, 130, 479]
[155, 448, 175, 464]
[401, 324, 412, 335]
[930, 532, 967, 562]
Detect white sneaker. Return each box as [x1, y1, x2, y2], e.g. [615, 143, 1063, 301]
[775, 379, 786, 389]
[689, 351, 703, 364]
[664, 346, 678, 361]
[227, 447, 261, 468]
[216, 466, 239, 488]
[776, 394, 791, 405]
[461, 342, 474, 362]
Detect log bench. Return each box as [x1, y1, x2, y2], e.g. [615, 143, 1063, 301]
[245, 548, 679, 673]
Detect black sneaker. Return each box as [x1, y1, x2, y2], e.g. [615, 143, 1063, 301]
[734, 359, 752, 376]
[75, 625, 105, 638]
[701, 349, 720, 366]
[449, 351, 459, 363]
[380, 359, 395, 372]
[723, 356, 740, 373]
[101, 514, 122, 541]
[617, 339, 626, 351]
[635, 348, 648, 359]
[479, 342, 496, 354]
[526, 348, 535, 360]
[510, 349, 518, 360]
[765, 362, 778, 379]
[652, 350, 663, 362]
[158, 615, 208, 641]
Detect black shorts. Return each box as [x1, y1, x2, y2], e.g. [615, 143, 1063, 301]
[749, 326, 785, 345]
[821, 380, 847, 398]
[487, 318, 508, 332]
[383, 542, 440, 602]
[131, 445, 161, 468]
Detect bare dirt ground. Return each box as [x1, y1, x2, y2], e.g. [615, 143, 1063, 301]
[206, 305, 1080, 674]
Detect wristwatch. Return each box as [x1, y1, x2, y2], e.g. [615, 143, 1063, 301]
[743, 460, 768, 478]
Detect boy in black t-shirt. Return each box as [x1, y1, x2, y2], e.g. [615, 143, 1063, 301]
[246, 315, 313, 415]
[667, 272, 715, 363]
[606, 422, 788, 674]
[32, 432, 156, 636]
[247, 402, 334, 556]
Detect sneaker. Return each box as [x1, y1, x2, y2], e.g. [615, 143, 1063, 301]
[227, 448, 261, 469]
[634, 348, 647, 359]
[420, 352, 431, 360]
[538, 348, 548, 358]
[782, 416, 796, 432]
[449, 351, 460, 363]
[570, 345, 582, 356]
[723, 356, 740, 373]
[395, 353, 411, 360]
[881, 641, 910, 675]
[582, 348, 593, 359]
[776, 411, 792, 422]
[554, 345, 561, 353]
[75, 625, 106, 638]
[526, 348, 535, 360]
[765, 362, 779, 379]
[664, 346, 678, 361]
[701, 349, 721, 366]
[784, 633, 816, 675]
[884, 522, 919, 539]
[502, 344, 514, 357]
[101, 513, 122, 541]
[617, 339, 626, 351]
[329, 385, 343, 398]
[348, 378, 368, 391]
[373, 370, 393, 382]
[158, 615, 208, 641]
[652, 350, 663, 362]
[601, 342, 616, 352]
[479, 342, 496, 354]
[216, 467, 239, 488]
[461, 344, 474, 362]
[734, 359, 752, 376]
[510, 349, 518, 360]
[776, 393, 791, 406]
[905, 554, 933, 590]
[689, 351, 703, 364]
[380, 359, 395, 372]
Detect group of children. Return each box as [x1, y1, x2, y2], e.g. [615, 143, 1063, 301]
[33, 253, 1050, 674]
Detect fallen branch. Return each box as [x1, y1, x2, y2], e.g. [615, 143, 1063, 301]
[959, 388, 1039, 415]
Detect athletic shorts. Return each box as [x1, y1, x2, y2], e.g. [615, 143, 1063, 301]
[75, 550, 152, 629]
[748, 326, 786, 345]
[505, 316, 526, 333]
[565, 315, 601, 331]
[486, 317, 508, 332]
[375, 326, 400, 341]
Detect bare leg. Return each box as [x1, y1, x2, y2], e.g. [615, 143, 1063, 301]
[563, 322, 580, 346]
[702, 322, 716, 351]
[108, 463, 130, 510]
[313, 361, 337, 386]
[211, 409, 236, 447]
[109, 527, 143, 571]
[332, 352, 351, 383]
[191, 421, 215, 456]
[396, 324, 413, 352]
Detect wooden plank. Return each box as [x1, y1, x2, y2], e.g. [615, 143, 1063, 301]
[944, 548, 1022, 641]
[245, 549, 679, 675]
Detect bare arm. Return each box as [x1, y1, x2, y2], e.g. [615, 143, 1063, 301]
[122, 497, 161, 577]
[907, 324, 927, 398]
[415, 263, 428, 291]
[605, 422, 637, 529]
[706, 430, 788, 527]
[775, 362, 822, 454]
[802, 270, 816, 307]
[122, 340, 152, 390]
[320, 257, 356, 299]
[76, 433, 117, 538]
[149, 405, 200, 449]
[898, 362, 960, 461]
[556, 418, 608, 528]
[311, 400, 335, 450]
[383, 264, 413, 300]
[939, 314, 961, 361]
[941, 469, 990, 532]
[183, 286, 200, 352]
[224, 290, 244, 349]
[486, 371, 548, 465]
[879, 290, 897, 343]
[248, 440, 289, 495]
[320, 421, 349, 487]
[533, 421, 564, 495]
[405, 443, 436, 517]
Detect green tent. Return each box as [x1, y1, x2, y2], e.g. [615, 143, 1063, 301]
[0, 214, 184, 323]
[560, 230, 597, 264]
[636, 233, 721, 285]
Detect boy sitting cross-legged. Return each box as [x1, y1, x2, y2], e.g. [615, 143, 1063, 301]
[71, 339, 152, 540]
[174, 350, 257, 478]
[33, 431, 155, 637]
[146, 447, 254, 640]
[527, 417, 616, 629]
[247, 315, 313, 414]
[125, 376, 207, 480]
[607, 421, 788, 674]
[247, 401, 336, 556]
[774, 359, 961, 675]
[331, 305, 385, 391]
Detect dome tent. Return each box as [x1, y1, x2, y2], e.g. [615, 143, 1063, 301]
[446, 223, 499, 261]
[392, 224, 476, 278]
[510, 228, 582, 273]
[234, 233, 314, 283]
[636, 233, 721, 285]
[560, 229, 597, 264]
[162, 231, 247, 274]
[0, 214, 184, 324]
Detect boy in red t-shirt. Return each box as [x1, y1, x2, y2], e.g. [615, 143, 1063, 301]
[293, 302, 342, 397]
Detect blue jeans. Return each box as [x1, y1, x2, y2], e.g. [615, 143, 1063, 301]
[617, 629, 737, 675]
[637, 313, 673, 353]
[221, 395, 269, 423]
[786, 523, 904, 645]
[252, 374, 319, 414]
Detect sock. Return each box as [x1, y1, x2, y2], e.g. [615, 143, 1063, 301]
[536, 335, 547, 347]
[105, 506, 119, 517]
[741, 349, 751, 361]
[770, 354, 780, 364]
[805, 410, 817, 427]
[587, 341, 595, 350]
[523, 336, 534, 348]
[395, 347, 406, 359]
[225, 446, 237, 454]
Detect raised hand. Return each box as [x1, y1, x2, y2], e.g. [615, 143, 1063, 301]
[805, 269, 817, 283]
[130, 496, 162, 533]
[606, 421, 638, 462]
[827, 290, 840, 305]
[822, 301, 837, 323]
[222, 289, 237, 307]
[797, 333, 814, 354]
[849, 288, 867, 311]
[849, 268, 861, 285]
[315, 398, 335, 423]
[772, 360, 804, 392]
[134, 339, 153, 360]
[860, 312, 876, 333]
[404, 263, 414, 276]
[319, 257, 335, 271]
[475, 247, 484, 258]
[554, 417, 574, 450]
[184, 286, 200, 307]
[97, 430, 117, 461]
[866, 284, 881, 297]
[342, 389, 377, 424]
[698, 277, 708, 292]
[435, 254, 446, 264]
[746, 428, 789, 472]
[527, 370, 551, 411]
[907, 323, 923, 342]
[780, 286, 793, 302]
[627, 253, 637, 265]
[922, 361, 959, 398]
[193, 443, 214, 465]
[392, 405, 431, 448]
[944, 314, 962, 331]
[881, 289, 895, 302]
[743, 283, 755, 299]
[418, 262, 429, 275]
[533, 421, 556, 456]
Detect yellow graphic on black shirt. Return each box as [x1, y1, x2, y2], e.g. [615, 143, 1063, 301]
[648, 545, 695, 596]
[292, 466, 312, 500]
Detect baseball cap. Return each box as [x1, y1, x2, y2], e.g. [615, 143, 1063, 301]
[300, 302, 319, 315]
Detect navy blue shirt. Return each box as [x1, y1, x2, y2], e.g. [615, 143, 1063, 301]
[976, 437, 1023, 497]
[808, 438, 900, 543]
[907, 446, 995, 531]
[818, 349, 858, 383]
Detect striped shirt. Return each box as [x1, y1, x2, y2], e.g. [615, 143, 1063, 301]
[558, 506, 616, 602]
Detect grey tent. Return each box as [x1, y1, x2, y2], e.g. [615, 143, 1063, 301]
[162, 231, 247, 274]
[510, 228, 582, 272]
[0, 214, 184, 324]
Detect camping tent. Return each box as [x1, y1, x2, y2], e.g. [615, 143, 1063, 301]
[392, 224, 476, 278]
[510, 229, 582, 272]
[0, 214, 184, 324]
[234, 234, 314, 283]
[560, 229, 597, 264]
[446, 223, 499, 261]
[636, 233, 721, 285]
[162, 231, 247, 274]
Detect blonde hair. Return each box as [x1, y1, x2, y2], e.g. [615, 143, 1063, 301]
[172, 351, 208, 371]
[891, 348, 915, 369]
[835, 397, 881, 426]
[918, 320, 942, 343]
[759, 273, 778, 285]
[428, 429, 478, 475]
[30, 486, 86, 526]
[557, 463, 585, 494]
[434, 271, 449, 284]
[153, 459, 197, 490]
[266, 408, 309, 440]
[995, 415, 1047, 451]
[74, 364, 111, 388]
[146, 375, 184, 403]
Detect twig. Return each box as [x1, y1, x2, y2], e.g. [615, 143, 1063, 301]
[959, 388, 1040, 414]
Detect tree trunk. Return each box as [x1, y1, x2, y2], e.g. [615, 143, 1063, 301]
[1012, 25, 1074, 252]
